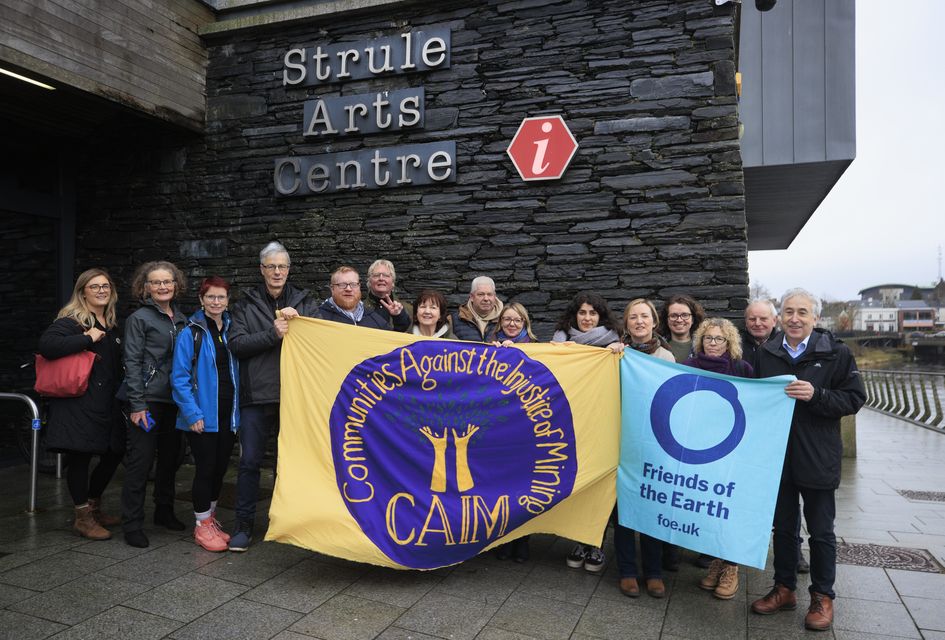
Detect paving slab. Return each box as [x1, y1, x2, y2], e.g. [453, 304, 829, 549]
[96, 540, 221, 587]
[168, 597, 301, 640]
[196, 540, 312, 587]
[901, 595, 945, 633]
[488, 591, 583, 640]
[122, 571, 249, 622]
[0, 549, 117, 592]
[394, 589, 499, 640]
[342, 565, 443, 608]
[7, 572, 150, 625]
[289, 593, 405, 640]
[45, 605, 181, 640]
[0, 609, 68, 640]
[242, 556, 365, 613]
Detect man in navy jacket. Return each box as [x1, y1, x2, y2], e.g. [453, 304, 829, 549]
[750, 288, 865, 632]
[317, 266, 391, 329]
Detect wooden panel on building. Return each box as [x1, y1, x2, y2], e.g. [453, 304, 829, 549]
[0, 0, 212, 131]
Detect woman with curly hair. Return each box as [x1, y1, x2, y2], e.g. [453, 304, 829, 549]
[684, 317, 754, 599]
[121, 260, 188, 548]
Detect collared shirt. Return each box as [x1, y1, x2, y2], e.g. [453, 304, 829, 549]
[782, 333, 811, 360]
[326, 298, 364, 323]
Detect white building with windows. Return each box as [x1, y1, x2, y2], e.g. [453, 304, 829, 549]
[853, 300, 898, 333]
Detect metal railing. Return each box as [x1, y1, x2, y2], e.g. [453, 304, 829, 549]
[0, 392, 43, 512]
[861, 370, 945, 431]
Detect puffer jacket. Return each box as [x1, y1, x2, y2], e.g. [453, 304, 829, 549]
[170, 309, 239, 433]
[228, 282, 316, 406]
[756, 329, 866, 490]
[124, 299, 187, 412]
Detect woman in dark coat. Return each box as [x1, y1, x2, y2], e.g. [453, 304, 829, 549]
[121, 260, 188, 548]
[38, 268, 124, 540]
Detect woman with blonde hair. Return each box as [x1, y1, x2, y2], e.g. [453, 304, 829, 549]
[38, 268, 125, 540]
[121, 260, 188, 548]
[490, 302, 537, 346]
[613, 298, 673, 598]
[684, 317, 754, 599]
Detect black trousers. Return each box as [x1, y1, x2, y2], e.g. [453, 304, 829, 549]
[65, 450, 123, 506]
[772, 479, 837, 599]
[186, 404, 235, 514]
[121, 402, 181, 533]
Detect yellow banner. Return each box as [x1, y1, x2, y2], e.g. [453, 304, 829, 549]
[266, 317, 619, 569]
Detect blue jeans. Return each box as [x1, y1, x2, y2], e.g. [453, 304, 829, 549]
[773, 481, 836, 598]
[234, 403, 279, 528]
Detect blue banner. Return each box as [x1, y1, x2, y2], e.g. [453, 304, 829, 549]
[617, 348, 796, 569]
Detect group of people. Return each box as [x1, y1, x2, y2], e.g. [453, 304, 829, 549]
[37, 240, 864, 632]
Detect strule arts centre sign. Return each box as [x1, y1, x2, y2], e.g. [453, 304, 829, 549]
[273, 27, 456, 197]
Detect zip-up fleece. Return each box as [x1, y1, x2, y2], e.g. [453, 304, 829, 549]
[170, 309, 240, 433]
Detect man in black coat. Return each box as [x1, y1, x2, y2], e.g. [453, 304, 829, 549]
[740, 298, 778, 371]
[750, 288, 865, 631]
[227, 241, 316, 551]
[364, 259, 412, 332]
[317, 266, 391, 329]
[450, 275, 504, 342]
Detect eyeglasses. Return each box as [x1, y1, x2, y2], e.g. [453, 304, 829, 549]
[502, 318, 523, 325]
[86, 283, 111, 292]
[203, 295, 227, 302]
[669, 313, 692, 321]
[261, 264, 290, 272]
[331, 282, 360, 290]
[703, 336, 728, 345]
[148, 279, 175, 288]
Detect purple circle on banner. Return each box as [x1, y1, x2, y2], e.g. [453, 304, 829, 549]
[329, 340, 577, 569]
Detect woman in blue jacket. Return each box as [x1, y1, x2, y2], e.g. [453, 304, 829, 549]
[171, 276, 240, 552]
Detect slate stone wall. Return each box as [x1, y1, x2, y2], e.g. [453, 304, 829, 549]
[71, 0, 748, 339]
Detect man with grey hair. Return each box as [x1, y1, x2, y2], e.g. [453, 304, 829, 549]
[364, 259, 412, 332]
[450, 276, 504, 342]
[740, 298, 779, 370]
[227, 241, 316, 552]
[750, 288, 865, 631]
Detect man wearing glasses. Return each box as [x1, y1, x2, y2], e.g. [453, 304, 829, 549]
[364, 259, 412, 332]
[318, 266, 391, 329]
[750, 288, 865, 631]
[227, 241, 316, 551]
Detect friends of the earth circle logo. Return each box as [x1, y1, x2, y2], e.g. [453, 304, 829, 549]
[328, 341, 576, 569]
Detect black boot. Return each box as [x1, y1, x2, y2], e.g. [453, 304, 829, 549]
[125, 529, 150, 548]
[154, 505, 186, 531]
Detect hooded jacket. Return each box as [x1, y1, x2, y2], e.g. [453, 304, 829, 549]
[756, 329, 866, 490]
[170, 309, 239, 433]
[228, 282, 316, 406]
[123, 298, 187, 411]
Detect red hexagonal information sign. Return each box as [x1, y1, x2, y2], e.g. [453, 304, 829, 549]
[506, 115, 579, 181]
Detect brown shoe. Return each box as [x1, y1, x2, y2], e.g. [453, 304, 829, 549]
[618, 577, 640, 598]
[645, 578, 665, 598]
[73, 504, 111, 541]
[699, 559, 723, 591]
[805, 592, 834, 631]
[751, 584, 797, 614]
[88, 498, 120, 528]
[713, 564, 739, 600]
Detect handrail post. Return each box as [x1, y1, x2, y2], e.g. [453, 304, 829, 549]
[0, 392, 42, 513]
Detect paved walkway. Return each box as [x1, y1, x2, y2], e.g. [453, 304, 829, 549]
[1, 409, 943, 640]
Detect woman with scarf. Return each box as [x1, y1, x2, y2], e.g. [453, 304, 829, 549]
[490, 302, 537, 346]
[410, 290, 455, 339]
[684, 317, 754, 600]
[552, 292, 621, 574]
[489, 301, 538, 562]
[613, 298, 674, 598]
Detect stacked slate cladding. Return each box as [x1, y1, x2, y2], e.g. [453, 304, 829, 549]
[73, 0, 747, 338]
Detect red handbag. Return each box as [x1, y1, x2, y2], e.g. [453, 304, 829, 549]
[34, 351, 98, 398]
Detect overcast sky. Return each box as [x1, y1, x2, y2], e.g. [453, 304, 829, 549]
[747, 0, 944, 302]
